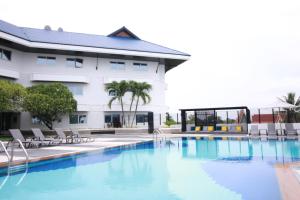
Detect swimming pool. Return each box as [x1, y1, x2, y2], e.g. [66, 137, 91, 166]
[0, 137, 299, 200]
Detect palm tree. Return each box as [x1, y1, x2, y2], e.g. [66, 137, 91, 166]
[130, 82, 152, 127]
[278, 92, 300, 122]
[105, 80, 128, 127]
[127, 81, 138, 126]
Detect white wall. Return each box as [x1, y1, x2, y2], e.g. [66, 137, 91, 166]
[0, 44, 168, 130]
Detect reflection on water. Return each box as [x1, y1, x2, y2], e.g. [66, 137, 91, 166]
[0, 138, 299, 200]
[181, 138, 300, 163]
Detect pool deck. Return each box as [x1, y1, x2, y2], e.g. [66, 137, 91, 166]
[1, 133, 300, 200]
[275, 162, 300, 200]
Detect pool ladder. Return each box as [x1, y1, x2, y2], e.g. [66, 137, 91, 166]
[0, 139, 29, 164]
[0, 140, 29, 189]
[153, 129, 168, 143]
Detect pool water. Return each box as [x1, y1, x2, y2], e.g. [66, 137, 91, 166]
[0, 137, 300, 200]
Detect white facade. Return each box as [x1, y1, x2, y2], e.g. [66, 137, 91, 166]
[0, 22, 189, 130]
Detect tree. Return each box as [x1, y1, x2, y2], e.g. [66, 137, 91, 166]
[127, 80, 138, 126]
[23, 83, 77, 130]
[105, 80, 128, 127]
[131, 82, 152, 127]
[278, 92, 300, 122]
[164, 113, 177, 127]
[0, 80, 25, 112]
[186, 114, 195, 124]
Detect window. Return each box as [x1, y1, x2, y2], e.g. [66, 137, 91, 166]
[69, 114, 87, 124]
[136, 114, 148, 123]
[37, 56, 56, 65]
[108, 90, 117, 96]
[66, 84, 83, 96]
[105, 115, 112, 123]
[133, 63, 148, 71]
[66, 58, 83, 68]
[110, 61, 125, 70]
[0, 48, 11, 61]
[32, 116, 43, 125]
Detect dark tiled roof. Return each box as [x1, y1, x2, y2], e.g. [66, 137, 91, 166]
[0, 20, 189, 56]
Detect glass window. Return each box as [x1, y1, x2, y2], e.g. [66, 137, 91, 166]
[32, 116, 42, 125]
[66, 84, 83, 96]
[69, 114, 87, 124]
[133, 63, 148, 71]
[0, 49, 12, 61]
[79, 115, 87, 124]
[47, 57, 56, 65]
[37, 56, 56, 65]
[136, 114, 146, 123]
[105, 115, 112, 123]
[108, 90, 117, 96]
[37, 56, 46, 65]
[110, 61, 125, 70]
[66, 58, 83, 68]
[69, 114, 79, 124]
[0, 48, 12, 61]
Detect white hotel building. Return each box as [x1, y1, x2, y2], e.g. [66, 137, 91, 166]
[0, 19, 189, 130]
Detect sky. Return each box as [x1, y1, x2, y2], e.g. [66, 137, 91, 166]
[1, 0, 300, 112]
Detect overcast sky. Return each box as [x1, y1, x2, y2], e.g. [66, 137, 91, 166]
[1, 0, 300, 112]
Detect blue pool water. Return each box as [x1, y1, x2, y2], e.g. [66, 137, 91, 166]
[0, 137, 300, 200]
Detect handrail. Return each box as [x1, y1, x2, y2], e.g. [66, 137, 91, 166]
[153, 129, 163, 135]
[0, 140, 10, 162]
[10, 139, 29, 163]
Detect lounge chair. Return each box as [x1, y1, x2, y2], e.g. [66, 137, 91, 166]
[9, 129, 43, 148]
[235, 125, 242, 133]
[207, 126, 214, 132]
[202, 126, 208, 132]
[249, 125, 260, 137]
[54, 128, 74, 143]
[195, 126, 201, 132]
[228, 126, 236, 132]
[266, 124, 278, 139]
[32, 128, 61, 145]
[285, 123, 299, 137]
[70, 129, 95, 143]
[221, 126, 228, 132]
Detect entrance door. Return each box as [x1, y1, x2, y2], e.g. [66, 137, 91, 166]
[112, 114, 121, 128]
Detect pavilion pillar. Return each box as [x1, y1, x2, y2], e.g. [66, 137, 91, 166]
[181, 110, 186, 132]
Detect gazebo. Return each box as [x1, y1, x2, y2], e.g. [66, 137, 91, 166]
[180, 106, 251, 133]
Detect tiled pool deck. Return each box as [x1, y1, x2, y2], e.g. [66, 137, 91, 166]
[0, 133, 299, 200]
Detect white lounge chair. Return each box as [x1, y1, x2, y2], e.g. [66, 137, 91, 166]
[54, 128, 74, 143]
[32, 128, 61, 145]
[70, 129, 95, 143]
[285, 123, 299, 138]
[249, 125, 260, 137]
[266, 124, 278, 139]
[9, 129, 43, 148]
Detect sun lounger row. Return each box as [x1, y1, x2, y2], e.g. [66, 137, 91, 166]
[8, 128, 95, 148]
[249, 123, 300, 137]
[191, 125, 243, 133]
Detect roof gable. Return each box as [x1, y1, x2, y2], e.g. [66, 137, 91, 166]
[108, 26, 140, 40]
